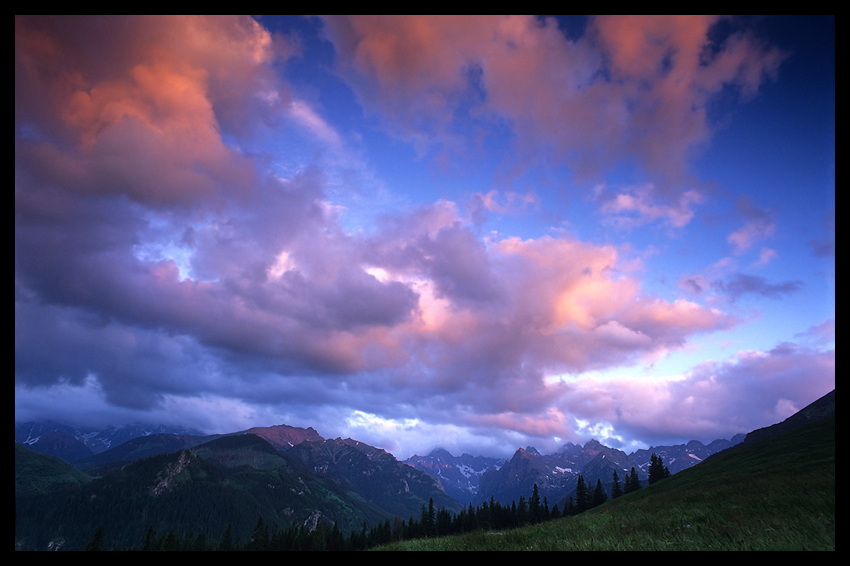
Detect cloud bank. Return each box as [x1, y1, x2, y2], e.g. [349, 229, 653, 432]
[15, 16, 832, 458]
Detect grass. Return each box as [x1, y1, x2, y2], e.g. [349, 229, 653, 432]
[375, 414, 834, 551]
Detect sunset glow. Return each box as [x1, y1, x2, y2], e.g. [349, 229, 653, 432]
[15, 16, 834, 459]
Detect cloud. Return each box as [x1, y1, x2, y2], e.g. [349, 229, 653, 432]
[15, 16, 818, 461]
[288, 99, 343, 147]
[807, 209, 835, 258]
[752, 247, 777, 267]
[321, 15, 784, 194]
[597, 184, 703, 229]
[15, 15, 296, 208]
[558, 341, 834, 445]
[727, 196, 777, 254]
[711, 273, 803, 302]
[794, 318, 835, 345]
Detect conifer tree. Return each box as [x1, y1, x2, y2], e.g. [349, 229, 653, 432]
[218, 523, 235, 551]
[530, 483, 542, 523]
[517, 494, 528, 525]
[592, 478, 608, 507]
[84, 524, 106, 551]
[575, 474, 590, 512]
[648, 453, 671, 484]
[247, 516, 269, 551]
[624, 466, 641, 493]
[611, 469, 623, 498]
[142, 525, 158, 551]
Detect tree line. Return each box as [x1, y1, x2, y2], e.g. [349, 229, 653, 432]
[82, 455, 672, 550]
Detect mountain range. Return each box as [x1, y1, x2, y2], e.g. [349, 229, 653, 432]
[404, 433, 745, 507]
[15, 423, 455, 550]
[14, 389, 834, 550]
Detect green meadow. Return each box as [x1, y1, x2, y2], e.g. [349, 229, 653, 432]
[376, 414, 835, 551]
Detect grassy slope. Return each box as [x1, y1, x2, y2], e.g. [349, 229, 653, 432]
[377, 414, 835, 551]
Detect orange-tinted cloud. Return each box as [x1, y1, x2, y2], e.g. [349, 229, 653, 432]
[16, 15, 294, 206]
[322, 15, 785, 195]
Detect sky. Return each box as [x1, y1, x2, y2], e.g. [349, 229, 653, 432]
[15, 16, 834, 459]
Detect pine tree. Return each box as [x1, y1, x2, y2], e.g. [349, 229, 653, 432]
[530, 483, 542, 523]
[575, 474, 590, 512]
[518, 495, 529, 525]
[611, 469, 623, 498]
[84, 524, 106, 551]
[247, 516, 269, 551]
[592, 478, 608, 507]
[648, 453, 671, 484]
[624, 466, 641, 494]
[218, 523, 235, 551]
[142, 525, 158, 551]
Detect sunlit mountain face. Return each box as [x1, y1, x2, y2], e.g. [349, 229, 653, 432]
[15, 16, 834, 461]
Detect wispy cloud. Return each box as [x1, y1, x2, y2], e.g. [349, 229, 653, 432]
[727, 196, 777, 254]
[711, 273, 803, 302]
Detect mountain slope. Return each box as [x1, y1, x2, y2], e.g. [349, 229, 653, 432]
[15, 443, 93, 496]
[379, 413, 835, 550]
[287, 438, 462, 520]
[741, 388, 834, 446]
[231, 424, 324, 451]
[476, 440, 647, 508]
[630, 435, 746, 474]
[73, 433, 210, 475]
[15, 434, 385, 550]
[404, 448, 504, 505]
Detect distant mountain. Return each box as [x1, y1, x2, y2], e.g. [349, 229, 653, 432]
[15, 422, 94, 462]
[455, 433, 745, 510]
[14, 421, 205, 462]
[630, 435, 746, 474]
[404, 448, 505, 505]
[72, 433, 210, 475]
[476, 440, 647, 510]
[287, 438, 463, 520]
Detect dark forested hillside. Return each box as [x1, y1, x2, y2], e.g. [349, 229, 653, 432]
[15, 435, 386, 550]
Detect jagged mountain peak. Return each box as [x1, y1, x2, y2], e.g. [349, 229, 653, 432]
[513, 446, 540, 461]
[428, 447, 455, 459]
[556, 442, 583, 456]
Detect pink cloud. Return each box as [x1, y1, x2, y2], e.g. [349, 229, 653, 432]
[15, 16, 802, 455]
[597, 184, 703, 228]
[16, 15, 293, 207]
[561, 342, 834, 443]
[322, 15, 785, 194]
